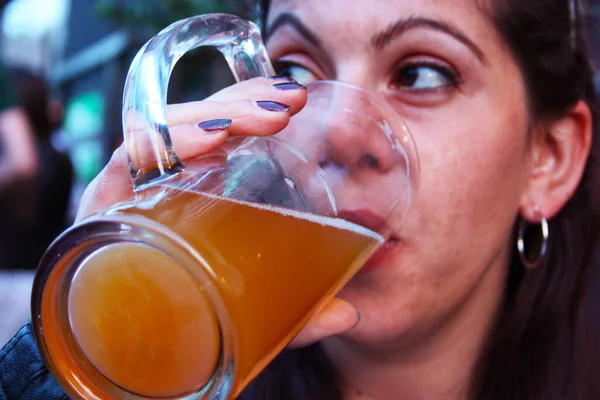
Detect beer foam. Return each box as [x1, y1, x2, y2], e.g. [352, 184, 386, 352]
[163, 184, 385, 243]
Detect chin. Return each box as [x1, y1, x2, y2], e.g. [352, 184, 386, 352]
[334, 275, 435, 349]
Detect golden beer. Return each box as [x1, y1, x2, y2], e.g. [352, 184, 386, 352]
[40, 184, 382, 399]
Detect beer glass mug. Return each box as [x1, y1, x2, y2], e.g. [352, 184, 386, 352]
[31, 14, 419, 400]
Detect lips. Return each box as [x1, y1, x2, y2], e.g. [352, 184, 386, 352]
[337, 209, 386, 233]
[336, 209, 399, 272]
[361, 238, 399, 272]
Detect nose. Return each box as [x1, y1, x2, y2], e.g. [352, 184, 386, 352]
[317, 108, 399, 175]
[273, 81, 416, 224]
[304, 83, 411, 217]
[314, 85, 405, 177]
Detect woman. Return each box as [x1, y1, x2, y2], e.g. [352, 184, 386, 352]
[1, 0, 599, 399]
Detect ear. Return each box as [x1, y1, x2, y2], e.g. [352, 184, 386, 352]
[520, 100, 593, 222]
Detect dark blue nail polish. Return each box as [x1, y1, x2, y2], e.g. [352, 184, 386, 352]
[269, 75, 296, 82]
[255, 100, 291, 112]
[274, 82, 306, 91]
[197, 118, 232, 133]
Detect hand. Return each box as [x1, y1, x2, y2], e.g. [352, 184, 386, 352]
[288, 298, 361, 348]
[76, 77, 306, 221]
[75, 76, 361, 348]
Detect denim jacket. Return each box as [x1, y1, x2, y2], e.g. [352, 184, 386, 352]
[0, 322, 66, 400]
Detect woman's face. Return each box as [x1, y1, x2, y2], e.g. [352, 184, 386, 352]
[266, 0, 532, 348]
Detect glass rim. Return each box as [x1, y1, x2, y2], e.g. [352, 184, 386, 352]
[31, 215, 235, 399]
[304, 79, 421, 186]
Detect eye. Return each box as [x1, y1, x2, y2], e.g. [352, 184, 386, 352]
[273, 61, 319, 85]
[393, 62, 460, 91]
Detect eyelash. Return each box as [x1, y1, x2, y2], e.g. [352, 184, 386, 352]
[272, 59, 463, 92]
[392, 60, 463, 91]
[272, 60, 317, 81]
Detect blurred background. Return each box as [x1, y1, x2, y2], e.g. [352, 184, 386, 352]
[0, 0, 257, 345]
[0, 0, 599, 345]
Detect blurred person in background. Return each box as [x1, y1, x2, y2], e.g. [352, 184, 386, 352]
[0, 63, 37, 201]
[0, 62, 41, 347]
[0, 68, 73, 271]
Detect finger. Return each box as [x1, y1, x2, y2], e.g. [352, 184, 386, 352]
[169, 99, 295, 135]
[166, 105, 293, 161]
[288, 298, 361, 349]
[167, 80, 307, 126]
[129, 96, 295, 170]
[75, 129, 229, 223]
[136, 119, 231, 164]
[126, 77, 306, 132]
[204, 76, 302, 105]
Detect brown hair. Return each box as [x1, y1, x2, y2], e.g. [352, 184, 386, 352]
[11, 68, 53, 140]
[240, 1, 600, 399]
[474, 1, 600, 398]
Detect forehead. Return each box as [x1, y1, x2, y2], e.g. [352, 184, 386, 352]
[268, 0, 483, 20]
[267, 0, 497, 50]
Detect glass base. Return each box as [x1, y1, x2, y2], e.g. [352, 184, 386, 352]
[31, 214, 235, 400]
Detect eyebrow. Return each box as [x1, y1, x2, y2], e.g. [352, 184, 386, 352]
[372, 16, 487, 64]
[265, 13, 322, 48]
[266, 13, 486, 65]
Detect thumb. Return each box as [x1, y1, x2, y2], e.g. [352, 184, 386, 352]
[288, 298, 361, 349]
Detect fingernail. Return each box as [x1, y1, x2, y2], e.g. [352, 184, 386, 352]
[255, 100, 291, 112]
[274, 82, 306, 91]
[197, 118, 232, 133]
[351, 311, 362, 329]
[269, 75, 296, 82]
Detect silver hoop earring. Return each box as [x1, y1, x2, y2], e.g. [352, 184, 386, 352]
[517, 207, 549, 269]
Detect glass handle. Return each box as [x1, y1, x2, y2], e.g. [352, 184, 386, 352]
[122, 13, 275, 189]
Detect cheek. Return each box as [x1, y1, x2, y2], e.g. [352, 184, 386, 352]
[340, 92, 532, 341]
[402, 96, 529, 282]
[404, 47, 532, 253]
